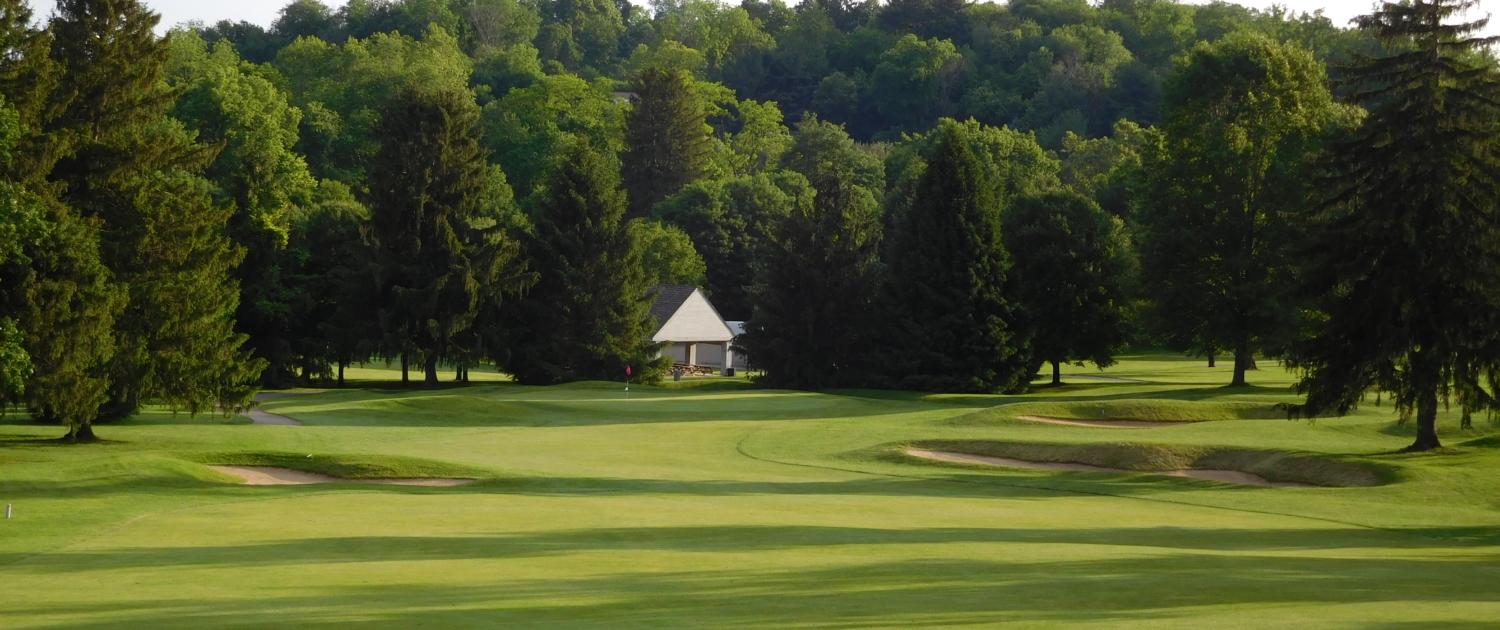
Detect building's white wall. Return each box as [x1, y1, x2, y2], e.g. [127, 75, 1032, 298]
[662, 343, 688, 364]
[652, 290, 734, 343]
[697, 342, 725, 366]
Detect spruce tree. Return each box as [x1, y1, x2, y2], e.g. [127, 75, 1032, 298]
[364, 86, 524, 387]
[881, 118, 1025, 393]
[1004, 191, 1133, 387]
[622, 67, 711, 218]
[739, 116, 883, 390]
[506, 139, 668, 385]
[45, 0, 262, 426]
[1286, 1, 1500, 451]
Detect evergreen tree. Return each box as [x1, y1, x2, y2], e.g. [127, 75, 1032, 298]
[881, 118, 1025, 393]
[1004, 190, 1133, 386]
[168, 32, 321, 387]
[622, 67, 711, 218]
[739, 116, 882, 389]
[0, 3, 125, 439]
[1286, 0, 1500, 451]
[507, 139, 668, 385]
[364, 85, 525, 387]
[45, 0, 263, 426]
[1134, 32, 1340, 386]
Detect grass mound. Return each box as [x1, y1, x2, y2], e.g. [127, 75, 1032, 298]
[188, 452, 490, 480]
[955, 399, 1285, 425]
[905, 439, 1386, 487]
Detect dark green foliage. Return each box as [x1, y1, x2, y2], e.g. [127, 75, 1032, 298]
[880, 119, 1025, 393]
[1285, 0, 1500, 451]
[46, 0, 263, 427]
[12, 201, 125, 438]
[1004, 190, 1133, 386]
[361, 86, 526, 387]
[506, 140, 666, 385]
[1134, 32, 1339, 386]
[622, 67, 711, 218]
[652, 172, 802, 320]
[739, 117, 882, 389]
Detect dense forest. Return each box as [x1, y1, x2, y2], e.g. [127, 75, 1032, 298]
[1, 0, 1498, 452]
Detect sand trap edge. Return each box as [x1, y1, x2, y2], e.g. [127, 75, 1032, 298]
[906, 448, 1316, 488]
[1014, 415, 1198, 428]
[208, 465, 475, 487]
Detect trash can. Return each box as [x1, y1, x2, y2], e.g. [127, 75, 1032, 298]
[725, 367, 735, 377]
[673, 369, 683, 382]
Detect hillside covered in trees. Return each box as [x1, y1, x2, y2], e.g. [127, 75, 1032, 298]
[3, 0, 1499, 453]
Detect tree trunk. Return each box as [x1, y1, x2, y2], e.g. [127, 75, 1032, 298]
[66, 423, 97, 442]
[1462, 407, 1473, 430]
[1409, 385, 1443, 451]
[1207, 350, 1215, 368]
[1231, 348, 1252, 386]
[1051, 360, 1061, 387]
[1408, 352, 1443, 451]
[401, 351, 409, 386]
[424, 354, 439, 388]
[337, 361, 345, 388]
[462, 365, 469, 384]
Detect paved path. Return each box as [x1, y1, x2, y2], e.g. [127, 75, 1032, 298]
[245, 391, 327, 426]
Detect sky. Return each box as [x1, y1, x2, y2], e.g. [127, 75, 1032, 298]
[17, 0, 1500, 37]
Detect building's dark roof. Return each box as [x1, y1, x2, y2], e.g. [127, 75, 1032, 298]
[648, 284, 697, 332]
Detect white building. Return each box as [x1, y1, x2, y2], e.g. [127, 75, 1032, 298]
[649, 284, 736, 369]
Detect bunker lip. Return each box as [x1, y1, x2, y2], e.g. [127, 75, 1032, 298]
[209, 465, 475, 486]
[906, 448, 1317, 487]
[1015, 414, 1196, 428]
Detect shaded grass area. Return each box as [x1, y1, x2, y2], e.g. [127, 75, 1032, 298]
[955, 399, 1287, 424]
[3, 350, 1500, 628]
[187, 451, 492, 480]
[903, 439, 1389, 487]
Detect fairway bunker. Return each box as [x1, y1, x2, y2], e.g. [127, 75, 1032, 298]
[907, 449, 1313, 487]
[1014, 415, 1192, 428]
[209, 465, 475, 486]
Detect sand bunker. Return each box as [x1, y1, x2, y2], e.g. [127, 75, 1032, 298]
[209, 465, 474, 486]
[906, 448, 1314, 487]
[1015, 415, 1194, 428]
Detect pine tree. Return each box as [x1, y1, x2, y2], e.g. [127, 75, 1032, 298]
[506, 139, 668, 385]
[622, 67, 711, 218]
[1004, 191, 1133, 387]
[364, 86, 525, 387]
[881, 119, 1025, 393]
[45, 0, 262, 426]
[1285, 0, 1500, 451]
[739, 116, 883, 390]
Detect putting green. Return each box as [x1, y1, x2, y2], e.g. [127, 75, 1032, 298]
[3, 353, 1500, 628]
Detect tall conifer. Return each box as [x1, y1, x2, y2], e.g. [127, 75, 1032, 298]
[622, 67, 711, 218]
[739, 116, 883, 389]
[364, 86, 525, 387]
[1286, 0, 1500, 451]
[507, 139, 667, 385]
[45, 0, 262, 427]
[881, 119, 1025, 393]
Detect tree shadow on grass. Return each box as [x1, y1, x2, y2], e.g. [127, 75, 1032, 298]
[10, 529, 1500, 629]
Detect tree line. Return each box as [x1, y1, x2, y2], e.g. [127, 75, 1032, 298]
[1, 0, 1498, 454]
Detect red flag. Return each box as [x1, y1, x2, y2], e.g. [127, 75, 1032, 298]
[626, 365, 632, 376]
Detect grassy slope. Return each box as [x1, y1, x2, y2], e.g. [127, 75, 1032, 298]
[1, 352, 1499, 628]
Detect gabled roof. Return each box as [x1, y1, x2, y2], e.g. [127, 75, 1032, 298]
[648, 284, 734, 342]
[649, 284, 698, 334]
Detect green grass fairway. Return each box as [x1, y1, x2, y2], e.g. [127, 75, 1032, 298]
[4, 352, 1500, 628]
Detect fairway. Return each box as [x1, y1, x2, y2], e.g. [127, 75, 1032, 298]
[4, 354, 1500, 628]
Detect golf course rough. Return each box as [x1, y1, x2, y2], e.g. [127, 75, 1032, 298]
[3, 353, 1500, 628]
